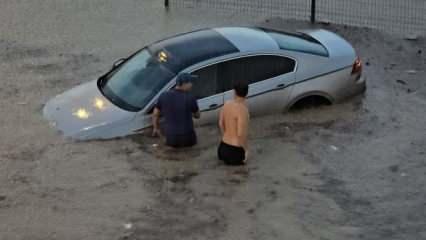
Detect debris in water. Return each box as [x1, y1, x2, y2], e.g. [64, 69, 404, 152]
[123, 223, 133, 230]
[229, 178, 242, 184]
[330, 145, 339, 151]
[168, 172, 198, 183]
[396, 80, 407, 85]
[407, 88, 414, 94]
[400, 173, 407, 177]
[247, 208, 255, 214]
[404, 34, 418, 41]
[233, 169, 249, 177]
[130, 151, 142, 157]
[388, 165, 399, 173]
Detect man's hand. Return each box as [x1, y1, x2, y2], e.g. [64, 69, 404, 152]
[152, 107, 161, 137]
[192, 111, 201, 119]
[243, 151, 249, 164]
[152, 127, 161, 137]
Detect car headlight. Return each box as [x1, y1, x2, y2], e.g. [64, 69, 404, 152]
[73, 108, 91, 119]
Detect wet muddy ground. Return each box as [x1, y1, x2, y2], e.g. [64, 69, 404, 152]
[0, 1, 425, 239]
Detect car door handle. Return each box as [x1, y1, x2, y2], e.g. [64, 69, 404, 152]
[209, 104, 218, 109]
[276, 84, 286, 88]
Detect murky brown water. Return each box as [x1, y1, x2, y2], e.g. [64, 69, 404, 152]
[0, 1, 425, 239]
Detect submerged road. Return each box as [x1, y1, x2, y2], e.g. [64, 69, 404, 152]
[0, 0, 425, 239]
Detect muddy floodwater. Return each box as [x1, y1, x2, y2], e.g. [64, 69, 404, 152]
[0, 0, 425, 239]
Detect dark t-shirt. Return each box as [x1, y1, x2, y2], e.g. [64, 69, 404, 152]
[156, 89, 199, 136]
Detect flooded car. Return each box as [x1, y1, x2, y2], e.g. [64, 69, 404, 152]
[43, 27, 366, 140]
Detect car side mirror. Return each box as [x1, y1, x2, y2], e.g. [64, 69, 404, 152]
[112, 58, 125, 68]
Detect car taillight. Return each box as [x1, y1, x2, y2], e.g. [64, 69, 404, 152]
[351, 57, 362, 75]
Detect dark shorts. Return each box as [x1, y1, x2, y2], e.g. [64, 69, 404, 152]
[166, 131, 197, 148]
[218, 141, 245, 166]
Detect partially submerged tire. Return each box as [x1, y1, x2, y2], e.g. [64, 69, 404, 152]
[290, 95, 332, 111]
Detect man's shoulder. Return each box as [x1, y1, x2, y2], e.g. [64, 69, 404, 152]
[224, 100, 248, 109]
[224, 100, 234, 107]
[185, 92, 195, 98]
[160, 90, 176, 99]
[239, 103, 249, 115]
[185, 92, 198, 104]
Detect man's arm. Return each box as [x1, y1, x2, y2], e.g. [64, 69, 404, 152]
[152, 94, 164, 137]
[237, 108, 249, 151]
[190, 95, 201, 119]
[152, 107, 161, 137]
[219, 108, 225, 134]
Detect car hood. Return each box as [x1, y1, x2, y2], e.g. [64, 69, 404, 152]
[43, 80, 136, 138]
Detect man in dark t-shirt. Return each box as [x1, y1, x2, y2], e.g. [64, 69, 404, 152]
[152, 72, 200, 148]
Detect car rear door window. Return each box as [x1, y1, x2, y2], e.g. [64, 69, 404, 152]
[219, 55, 296, 91]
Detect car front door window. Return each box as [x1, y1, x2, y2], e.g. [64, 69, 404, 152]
[191, 64, 219, 99]
[190, 63, 224, 125]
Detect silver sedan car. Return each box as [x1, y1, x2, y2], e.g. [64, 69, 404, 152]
[43, 27, 366, 140]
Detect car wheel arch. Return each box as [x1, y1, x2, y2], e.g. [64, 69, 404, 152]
[285, 91, 334, 111]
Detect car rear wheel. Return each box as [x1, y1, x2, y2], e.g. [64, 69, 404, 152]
[289, 95, 332, 111]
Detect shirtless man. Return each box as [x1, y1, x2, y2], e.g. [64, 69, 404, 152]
[218, 82, 249, 165]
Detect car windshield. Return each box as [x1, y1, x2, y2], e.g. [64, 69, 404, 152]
[100, 49, 175, 112]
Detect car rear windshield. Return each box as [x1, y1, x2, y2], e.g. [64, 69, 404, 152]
[261, 28, 329, 57]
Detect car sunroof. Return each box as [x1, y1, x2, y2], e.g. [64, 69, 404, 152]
[149, 29, 239, 73]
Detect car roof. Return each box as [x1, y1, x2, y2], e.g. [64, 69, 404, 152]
[147, 27, 326, 73]
[214, 27, 280, 52]
[148, 29, 240, 73]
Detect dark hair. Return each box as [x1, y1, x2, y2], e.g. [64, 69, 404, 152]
[233, 82, 249, 97]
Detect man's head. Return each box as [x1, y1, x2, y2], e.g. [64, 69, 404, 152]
[233, 82, 249, 98]
[176, 72, 198, 91]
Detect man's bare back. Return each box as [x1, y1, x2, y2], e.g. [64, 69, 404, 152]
[217, 83, 249, 165]
[219, 100, 249, 151]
